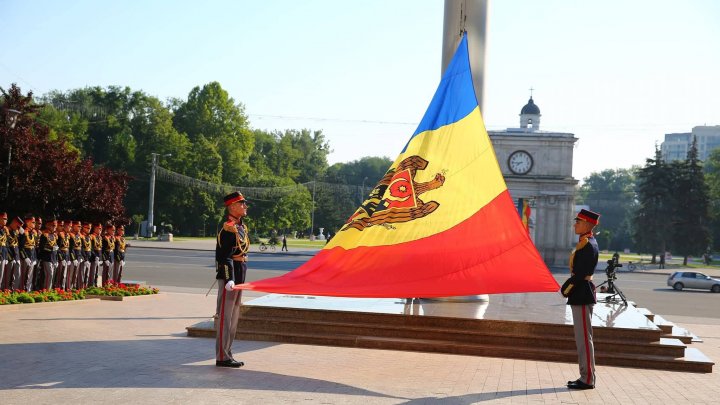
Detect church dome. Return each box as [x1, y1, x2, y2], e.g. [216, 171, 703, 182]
[520, 97, 540, 115]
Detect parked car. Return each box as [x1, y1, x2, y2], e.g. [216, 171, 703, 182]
[667, 272, 720, 292]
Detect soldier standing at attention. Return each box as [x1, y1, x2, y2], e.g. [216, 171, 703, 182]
[88, 223, 103, 287]
[6, 217, 23, 290]
[67, 221, 82, 290]
[79, 222, 93, 289]
[38, 218, 59, 291]
[33, 217, 43, 289]
[54, 220, 71, 289]
[0, 212, 8, 290]
[113, 225, 127, 283]
[214, 191, 250, 368]
[563, 209, 600, 390]
[19, 215, 37, 291]
[101, 224, 115, 286]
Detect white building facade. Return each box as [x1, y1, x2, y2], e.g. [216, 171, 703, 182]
[489, 97, 578, 266]
[661, 125, 720, 162]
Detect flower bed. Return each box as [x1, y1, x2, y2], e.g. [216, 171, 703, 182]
[0, 281, 159, 305]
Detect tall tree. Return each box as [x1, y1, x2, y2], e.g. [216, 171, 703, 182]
[173, 82, 254, 185]
[706, 148, 720, 251]
[670, 138, 711, 265]
[634, 147, 674, 260]
[1, 84, 130, 222]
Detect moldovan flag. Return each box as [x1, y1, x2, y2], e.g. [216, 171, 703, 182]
[237, 34, 559, 297]
[518, 198, 532, 231]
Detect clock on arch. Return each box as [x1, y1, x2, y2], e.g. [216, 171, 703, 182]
[508, 150, 533, 175]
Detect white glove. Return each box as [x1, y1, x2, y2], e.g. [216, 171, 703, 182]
[24, 258, 32, 267]
[225, 280, 235, 291]
[73, 260, 79, 267]
[104, 261, 110, 267]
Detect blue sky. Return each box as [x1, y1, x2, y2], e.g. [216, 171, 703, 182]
[2, 0, 719, 182]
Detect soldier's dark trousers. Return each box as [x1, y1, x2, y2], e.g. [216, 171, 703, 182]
[215, 285, 242, 362]
[9, 260, 21, 290]
[54, 260, 67, 289]
[215, 261, 246, 362]
[88, 259, 100, 287]
[41, 261, 56, 291]
[21, 259, 35, 291]
[571, 304, 596, 386]
[66, 261, 77, 290]
[0, 258, 6, 290]
[113, 260, 125, 283]
[101, 259, 113, 286]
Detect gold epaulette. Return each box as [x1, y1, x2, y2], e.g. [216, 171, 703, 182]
[222, 221, 238, 234]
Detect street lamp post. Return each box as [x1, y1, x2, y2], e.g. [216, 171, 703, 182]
[360, 176, 368, 204]
[147, 152, 171, 238]
[309, 180, 316, 241]
[2, 108, 21, 201]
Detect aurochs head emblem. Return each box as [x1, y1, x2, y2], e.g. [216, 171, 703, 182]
[341, 155, 446, 232]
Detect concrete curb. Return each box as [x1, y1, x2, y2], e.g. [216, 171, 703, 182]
[131, 244, 319, 257]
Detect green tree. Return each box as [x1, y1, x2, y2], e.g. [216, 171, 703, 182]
[670, 138, 711, 265]
[634, 147, 674, 261]
[173, 82, 254, 185]
[577, 168, 637, 251]
[706, 148, 720, 251]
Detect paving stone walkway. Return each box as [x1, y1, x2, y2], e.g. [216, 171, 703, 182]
[1, 290, 718, 404]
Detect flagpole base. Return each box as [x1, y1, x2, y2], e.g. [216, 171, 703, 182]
[425, 295, 489, 302]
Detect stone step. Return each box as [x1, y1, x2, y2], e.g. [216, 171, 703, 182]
[239, 305, 663, 342]
[233, 329, 713, 373]
[235, 317, 685, 358]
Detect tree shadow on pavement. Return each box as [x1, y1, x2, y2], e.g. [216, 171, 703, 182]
[0, 338, 403, 400]
[396, 388, 563, 404]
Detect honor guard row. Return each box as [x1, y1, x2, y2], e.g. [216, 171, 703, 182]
[0, 212, 129, 292]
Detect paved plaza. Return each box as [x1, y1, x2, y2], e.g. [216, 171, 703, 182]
[1, 241, 719, 404]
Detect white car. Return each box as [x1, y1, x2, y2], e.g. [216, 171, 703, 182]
[667, 271, 720, 293]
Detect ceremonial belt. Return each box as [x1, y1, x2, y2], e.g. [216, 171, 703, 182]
[60, 248, 69, 251]
[231, 254, 247, 262]
[118, 249, 125, 253]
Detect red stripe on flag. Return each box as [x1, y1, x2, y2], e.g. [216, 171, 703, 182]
[241, 190, 558, 297]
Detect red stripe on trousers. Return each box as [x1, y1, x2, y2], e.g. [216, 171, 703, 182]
[581, 305, 593, 385]
[218, 288, 226, 361]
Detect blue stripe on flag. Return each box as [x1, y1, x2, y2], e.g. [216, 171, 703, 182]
[402, 34, 478, 152]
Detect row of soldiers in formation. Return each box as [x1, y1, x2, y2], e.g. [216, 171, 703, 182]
[0, 213, 128, 292]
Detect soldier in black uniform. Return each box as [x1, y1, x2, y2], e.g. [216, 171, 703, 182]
[54, 220, 71, 289]
[32, 217, 42, 290]
[113, 225, 127, 283]
[67, 221, 82, 290]
[101, 224, 115, 286]
[6, 217, 23, 290]
[0, 212, 8, 290]
[38, 218, 59, 291]
[89, 223, 103, 287]
[562, 209, 600, 390]
[79, 222, 93, 288]
[214, 191, 250, 368]
[18, 215, 37, 291]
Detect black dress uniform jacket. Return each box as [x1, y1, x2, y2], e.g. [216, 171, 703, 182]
[7, 228, 20, 260]
[0, 226, 7, 261]
[102, 235, 115, 263]
[115, 236, 126, 261]
[18, 229, 36, 261]
[38, 232, 58, 264]
[565, 233, 598, 305]
[215, 220, 250, 283]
